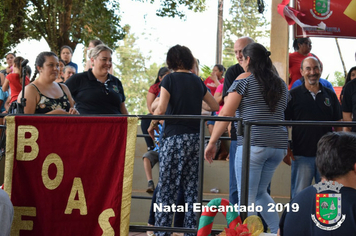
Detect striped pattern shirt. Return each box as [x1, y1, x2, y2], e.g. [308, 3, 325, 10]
[228, 74, 288, 148]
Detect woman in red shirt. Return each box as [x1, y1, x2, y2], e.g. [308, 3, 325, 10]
[2, 56, 30, 106]
[204, 64, 225, 95]
[289, 38, 320, 90]
[146, 67, 170, 114]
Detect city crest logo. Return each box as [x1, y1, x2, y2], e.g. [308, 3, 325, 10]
[311, 181, 346, 230]
[310, 0, 333, 20]
[316, 193, 341, 224]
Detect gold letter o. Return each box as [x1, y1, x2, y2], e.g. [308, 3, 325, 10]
[42, 153, 64, 190]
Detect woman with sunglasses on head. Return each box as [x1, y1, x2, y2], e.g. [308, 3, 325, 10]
[65, 44, 128, 114]
[18, 52, 78, 115]
[289, 37, 320, 90]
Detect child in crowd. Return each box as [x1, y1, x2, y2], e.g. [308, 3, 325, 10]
[60, 45, 78, 73]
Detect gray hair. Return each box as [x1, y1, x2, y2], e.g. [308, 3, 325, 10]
[88, 44, 113, 59]
[63, 65, 76, 73]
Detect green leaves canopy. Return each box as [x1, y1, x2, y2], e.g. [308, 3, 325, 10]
[0, 0, 206, 59]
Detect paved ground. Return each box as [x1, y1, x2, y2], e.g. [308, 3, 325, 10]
[129, 233, 185, 236]
[129, 233, 147, 236]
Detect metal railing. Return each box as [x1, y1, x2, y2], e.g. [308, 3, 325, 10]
[130, 114, 241, 235]
[132, 116, 356, 234]
[240, 120, 356, 221]
[3, 114, 356, 234]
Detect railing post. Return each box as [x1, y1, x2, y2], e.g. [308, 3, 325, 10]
[240, 122, 251, 221]
[196, 117, 206, 225]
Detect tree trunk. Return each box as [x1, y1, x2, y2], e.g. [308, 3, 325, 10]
[335, 38, 347, 79]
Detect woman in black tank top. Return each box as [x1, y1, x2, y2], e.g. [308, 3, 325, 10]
[18, 52, 79, 115]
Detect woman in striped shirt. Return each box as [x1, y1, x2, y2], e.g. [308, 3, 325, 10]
[205, 43, 288, 234]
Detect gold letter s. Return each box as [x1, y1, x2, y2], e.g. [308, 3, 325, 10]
[98, 208, 115, 236]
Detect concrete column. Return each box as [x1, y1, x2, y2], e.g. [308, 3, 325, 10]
[270, 0, 289, 83]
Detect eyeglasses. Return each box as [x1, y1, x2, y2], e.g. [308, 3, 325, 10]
[101, 80, 110, 95]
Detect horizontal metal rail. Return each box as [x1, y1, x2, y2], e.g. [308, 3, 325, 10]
[240, 120, 356, 221]
[4, 114, 356, 234]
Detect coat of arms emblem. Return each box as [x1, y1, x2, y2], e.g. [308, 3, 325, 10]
[311, 181, 346, 230]
[310, 0, 333, 20]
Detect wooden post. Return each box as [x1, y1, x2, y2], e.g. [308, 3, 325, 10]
[270, 0, 289, 83]
[216, 0, 224, 64]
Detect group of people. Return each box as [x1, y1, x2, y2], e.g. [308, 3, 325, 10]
[0, 40, 128, 116]
[139, 36, 356, 236]
[1, 34, 356, 236]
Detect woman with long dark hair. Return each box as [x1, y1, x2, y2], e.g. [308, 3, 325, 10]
[2, 56, 30, 109]
[205, 43, 288, 233]
[148, 45, 219, 235]
[340, 66, 356, 102]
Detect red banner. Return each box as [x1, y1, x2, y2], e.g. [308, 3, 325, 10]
[295, 0, 356, 38]
[4, 116, 138, 235]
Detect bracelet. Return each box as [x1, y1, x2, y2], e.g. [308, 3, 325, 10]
[150, 121, 158, 128]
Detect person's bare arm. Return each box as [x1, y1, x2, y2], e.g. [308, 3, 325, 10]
[343, 112, 352, 132]
[146, 92, 156, 114]
[205, 91, 241, 163]
[214, 90, 223, 105]
[151, 97, 160, 113]
[120, 102, 129, 115]
[2, 79, 9, 92]
[202, 92, 219, 112]
[0, 73, 5, 86]
[18, 85, 39, 114]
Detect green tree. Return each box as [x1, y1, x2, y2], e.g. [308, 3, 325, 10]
[200, 65, 212, 80]
[1, 0, 207, 59]
[0, 0, 28, 59]
[222, 0, 270, 68]
[331, 71, 345, 87]
[114, 32, 165, 115]
[137, 0, 206, 18]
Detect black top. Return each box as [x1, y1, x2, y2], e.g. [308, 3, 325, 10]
[222, 63, 245, 141]
[342, 78, 356, 131]
[285, 83, 342, 157]
[32, 83, 70, 114]
[279, 184, 356, 236]
[65, 69, 125, 114]
[160, 72, 207, 138]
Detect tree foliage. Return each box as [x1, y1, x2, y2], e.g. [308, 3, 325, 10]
[331, 71, 345, 87]
[1, 0, 207, 59]
[0, 0, 28, 59]
[222, 0, 270, 68]
[200, 65, 212, 80]
[114, 32, 165, 115]
[136, 0, 206, 18]
[25, 0, 128, 55]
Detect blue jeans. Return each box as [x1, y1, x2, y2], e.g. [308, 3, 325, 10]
[235, 146, 285, 234]
[229, 140, 238, 205]
[291, 155, 321, 198]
